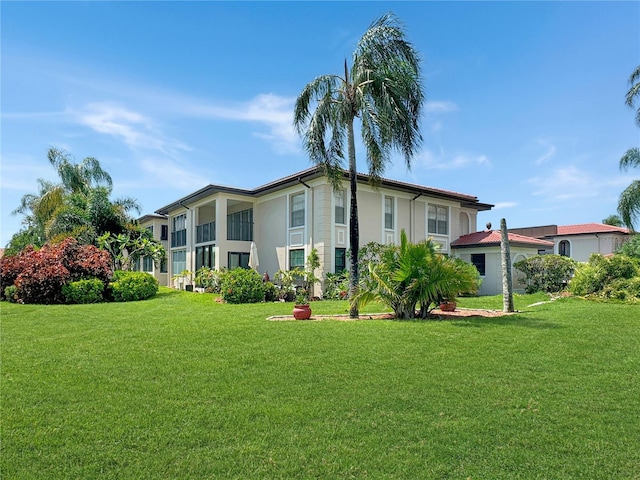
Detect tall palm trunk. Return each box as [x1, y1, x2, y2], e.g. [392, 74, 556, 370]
[500, 218, 514, 312]
[347, 119, 360, 318]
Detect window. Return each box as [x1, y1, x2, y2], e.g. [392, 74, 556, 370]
[335, 190, 346, 224]
[196, 221, 216, 243]
[161, 224, 168, 241]
[559, 240, 571, 257]
[227, 209, 253, 241]
[146, 225, 154, 235]
[172, 250, 186, 274]
[142, 256, 154, 273]
[196, 245, 215, 270]
[160, 258, 167, 273]
[428, 205, 448, 235]
[228, 252, 250, 269]
[171, 214, 187, 247]
[335, 248, 346, 273]
[471, 253, 486, 276]
[289, 249, 305, 270]
[384, 196, 394, 230]
[290, 193, 305, 227]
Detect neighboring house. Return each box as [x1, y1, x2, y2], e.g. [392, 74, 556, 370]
[451, 230, 554, 296]
[508, 223, 631, 262]
[152, 166, 493, 295]
[136, 213, 169, 286]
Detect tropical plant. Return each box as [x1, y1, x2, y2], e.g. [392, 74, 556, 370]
[294, 13, 424, 318]
[603, 214, 624, 227]
[570, 253, 640, 302]
[353, 230, 480, 319]
[98, 226, 165, 272]
[618, 65, 640, 231]
[8, 147, 141, 250]
[0, 237, 112, 304]
[616, 234, 640, 258]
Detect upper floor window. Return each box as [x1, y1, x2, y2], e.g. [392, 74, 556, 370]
[384, 196, 394, 230]
[161, 225, 168, 241]
[335, 190, 346, 225]
[227, 209, 253, 241]
[171, 214, 187, 248]
[428, 205, 448, 235]
[290, 192, 305, 228]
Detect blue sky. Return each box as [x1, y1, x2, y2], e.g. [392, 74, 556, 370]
[2, 1, 639, 246]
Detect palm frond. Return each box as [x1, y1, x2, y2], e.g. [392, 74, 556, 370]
[618, 180, 640, 232]
[620, 147, 640, 171]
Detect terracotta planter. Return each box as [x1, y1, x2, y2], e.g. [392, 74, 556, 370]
[292, 304, 312, 320]
[439, 301, 457, 312]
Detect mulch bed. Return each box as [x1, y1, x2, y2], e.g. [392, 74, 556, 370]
[268, 308, 515, 321]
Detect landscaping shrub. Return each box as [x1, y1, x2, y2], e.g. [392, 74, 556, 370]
[4, 285, 18, 303]
[108, 271, 158, 302]
[569, 254, 640, 302]
[220, 268, 264, 304]
[62, 278, 105, 304]
[324, 271, 349, 300]
[194, 267, 223, 293]
[263, 281, 278, 302]
[617, 234, 640, 259]
[0, 238, 112, 304]
[513, 254, 577, 293]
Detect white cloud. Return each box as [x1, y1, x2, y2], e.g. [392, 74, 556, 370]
[414, 149, 491, 171]
[534, 140, 556, 165]
[76, 102, 191, 155]
[424, 101, 458, 113]
[139, 157, 208, 191]
[527, 166, 597, 200]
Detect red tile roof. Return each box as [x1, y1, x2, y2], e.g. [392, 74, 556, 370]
[556, 223, 630, 236]
[451, 230, 554, 248]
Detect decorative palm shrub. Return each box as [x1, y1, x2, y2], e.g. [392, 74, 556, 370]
[353, 230, 480, 319]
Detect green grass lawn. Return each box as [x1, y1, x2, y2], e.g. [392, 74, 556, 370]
[2, 289, 639, 479]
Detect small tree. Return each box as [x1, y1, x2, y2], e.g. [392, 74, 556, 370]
[514, 255, 577, 294]
[353, 230, 480, 319]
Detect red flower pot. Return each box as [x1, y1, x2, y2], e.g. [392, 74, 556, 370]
[293, 304, 312, 320]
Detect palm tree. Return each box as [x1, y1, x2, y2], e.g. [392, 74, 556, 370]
[618, 66, 640, 231]
[9, 148, 140, 249]
[294, 13, 424, 317]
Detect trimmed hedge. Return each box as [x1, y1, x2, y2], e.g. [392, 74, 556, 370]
[62, 278, 105, 304]
[108, 271, 158, 302]
[513, 254, 577, 294]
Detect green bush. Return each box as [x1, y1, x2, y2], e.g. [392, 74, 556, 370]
[263, 281, 278, 302]
[513, 254, 577, 293]
[4, 285, 18, 303]
[617, 234, 640, 259]
[108, 271, 158, 302]
[220, 268, 264, 304]
[324, 271, 350, 300]
[569, 254, 640, 302]
[62, 278, 105, 304]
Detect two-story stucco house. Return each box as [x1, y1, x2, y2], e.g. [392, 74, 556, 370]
[136, 213, 169, 286]
[148, 167, 493, 295]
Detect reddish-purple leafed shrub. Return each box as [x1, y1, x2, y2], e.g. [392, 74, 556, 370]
[1, 238, 113, 304]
